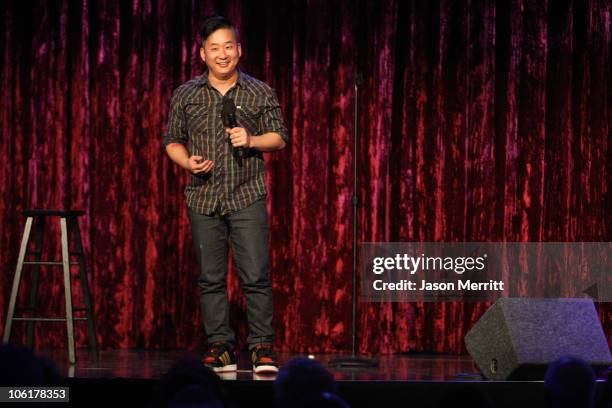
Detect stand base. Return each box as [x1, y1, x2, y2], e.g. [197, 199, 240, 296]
[329, 355, 379, 368]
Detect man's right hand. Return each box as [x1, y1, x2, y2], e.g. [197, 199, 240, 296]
[187, 155, 214, 174]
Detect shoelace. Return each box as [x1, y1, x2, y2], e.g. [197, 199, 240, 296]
[253, 345, 275, 361]
[206, 343, 227, 358]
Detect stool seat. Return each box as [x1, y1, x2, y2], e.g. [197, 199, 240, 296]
[3, 210, 98, 364]
[23, 209, 85, 217]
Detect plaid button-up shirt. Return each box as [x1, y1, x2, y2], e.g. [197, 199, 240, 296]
[163, 71, 289, 215]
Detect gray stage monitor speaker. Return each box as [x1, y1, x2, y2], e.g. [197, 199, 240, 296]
[465, 298, 612, 380]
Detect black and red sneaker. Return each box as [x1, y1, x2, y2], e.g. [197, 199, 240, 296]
[203, 342, 237, 373]
[250, 343, 279, 374]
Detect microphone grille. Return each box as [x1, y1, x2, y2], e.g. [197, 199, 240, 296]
[222, 96, 236, 115]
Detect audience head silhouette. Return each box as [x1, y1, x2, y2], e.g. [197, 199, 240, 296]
[544, 356, 596, 408]
[273, 357, 339, 407]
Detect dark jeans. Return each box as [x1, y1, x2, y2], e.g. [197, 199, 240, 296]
[188, 198, 274, 348]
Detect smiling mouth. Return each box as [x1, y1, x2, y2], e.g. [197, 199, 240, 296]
[217, 61, 230, 68]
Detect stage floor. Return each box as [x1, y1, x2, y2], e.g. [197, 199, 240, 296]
[31, 349, 608, 408]
[41, 349, 483, 382]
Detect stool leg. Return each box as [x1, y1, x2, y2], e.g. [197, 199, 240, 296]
[27, 216, 46, 348]
[69, 216, 99, 361]
[60, 217, 76, 364]
[3, 217, 34, 343]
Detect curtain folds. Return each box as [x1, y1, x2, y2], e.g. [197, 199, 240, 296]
[1, 0, 609, 353]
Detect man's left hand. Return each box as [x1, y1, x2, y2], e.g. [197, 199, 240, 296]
[227, 127, 251, 149]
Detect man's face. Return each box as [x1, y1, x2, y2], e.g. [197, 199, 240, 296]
[200, 28, 242, 80]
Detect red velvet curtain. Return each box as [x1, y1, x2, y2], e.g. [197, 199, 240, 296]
[1, 0, 610, 354]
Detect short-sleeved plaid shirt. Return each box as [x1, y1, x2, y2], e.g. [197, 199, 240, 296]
[163, 71, 289, 215]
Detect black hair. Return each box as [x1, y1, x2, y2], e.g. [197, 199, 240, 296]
[273, 357, 338, 408]
[155, 358, 226, 408]
[199, 15, 237, 44]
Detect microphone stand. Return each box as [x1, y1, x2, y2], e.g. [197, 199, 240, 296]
[330, 72, 378, 368]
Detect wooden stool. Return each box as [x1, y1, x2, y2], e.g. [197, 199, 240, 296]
[2, 209, 98, 364]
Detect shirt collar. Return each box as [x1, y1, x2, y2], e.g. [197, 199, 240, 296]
[196, 70, 245, 88]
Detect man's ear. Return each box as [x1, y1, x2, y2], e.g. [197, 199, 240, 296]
[237, 43, 242, 58]
[199, 47, 206, 63]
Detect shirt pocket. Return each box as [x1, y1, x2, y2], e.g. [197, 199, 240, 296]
[237, 105, 262, 135]
[184, 103, 210, 135]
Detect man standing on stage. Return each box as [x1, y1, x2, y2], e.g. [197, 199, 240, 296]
[163, 15, 287, 374]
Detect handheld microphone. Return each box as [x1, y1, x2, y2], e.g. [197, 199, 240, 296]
[221, 97, 244, 162]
